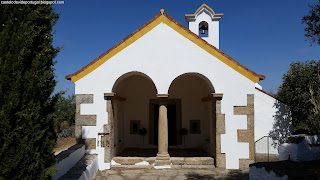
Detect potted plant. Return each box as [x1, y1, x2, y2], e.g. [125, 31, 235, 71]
[179, 128, 188, 148]
[139, 128, 147, 148]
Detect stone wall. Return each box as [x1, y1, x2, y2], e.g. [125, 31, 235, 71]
[234, 94, 255, 169]
[75, 94, 96, 150]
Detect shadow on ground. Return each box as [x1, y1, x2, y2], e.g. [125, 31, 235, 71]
[187, 170, 249, 180]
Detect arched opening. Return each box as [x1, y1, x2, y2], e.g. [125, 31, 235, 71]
[167, 73, 215, 157]
[199, 21, 209, 37]
[112, 71, 158, 157]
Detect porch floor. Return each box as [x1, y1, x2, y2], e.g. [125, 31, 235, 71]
[117, 148, 210, 157]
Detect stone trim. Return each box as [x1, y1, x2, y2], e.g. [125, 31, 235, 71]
[214, 97, 226, 168]
[75, 94, 96, 143]
[75, 114, 96, 126]
[234, 94, 255, 169]
[84, 138, 96, 150]
[104, 95, 115, 163]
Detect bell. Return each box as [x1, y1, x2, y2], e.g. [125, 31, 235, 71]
[199, 25, 208, 34]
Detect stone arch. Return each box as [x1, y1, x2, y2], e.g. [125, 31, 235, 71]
[167, 72, 225, 168]
[110, 71, 158, 159]
[168, 72, 215, 94]
[112, 71, 158, 94]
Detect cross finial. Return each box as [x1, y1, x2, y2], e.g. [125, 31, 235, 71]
[160, 9, 165, 15]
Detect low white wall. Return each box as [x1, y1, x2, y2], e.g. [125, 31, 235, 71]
[79, 155, 99, 180]
[52, 145, 85, 180]
[279, 135, 320, 162]
[249, 166, 288, 180]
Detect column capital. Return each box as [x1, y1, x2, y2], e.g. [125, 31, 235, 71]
[212, 93, 223, 100]
[156, 94, 169, 98]
[104, 92, 115, 100]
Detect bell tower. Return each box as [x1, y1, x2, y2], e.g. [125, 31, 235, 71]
[185, 4, 223, 48]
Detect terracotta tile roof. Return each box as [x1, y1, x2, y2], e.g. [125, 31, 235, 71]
[66, 12, 265, 82]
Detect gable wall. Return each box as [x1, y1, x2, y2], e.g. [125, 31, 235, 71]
[75, 23, 259, 169]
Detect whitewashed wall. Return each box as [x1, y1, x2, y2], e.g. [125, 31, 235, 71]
[254, 88, 280, 155]
[254, 88, 277, 141]
[75, 23, 264, 169]
[254, 88, 292, 156]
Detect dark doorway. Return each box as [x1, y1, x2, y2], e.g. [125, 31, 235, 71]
[153, 104, 177, 146]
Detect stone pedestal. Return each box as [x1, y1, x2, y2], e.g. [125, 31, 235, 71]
[155, 96, 171, 166]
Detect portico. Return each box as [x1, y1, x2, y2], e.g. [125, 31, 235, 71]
[102, 72, 226, 168]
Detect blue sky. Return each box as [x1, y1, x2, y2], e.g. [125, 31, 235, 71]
[52, 0, 320, 96]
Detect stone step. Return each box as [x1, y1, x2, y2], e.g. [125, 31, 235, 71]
[111, 157, 215, 168]
[111, 164, 215, 170]
[59, 154, 98, 180]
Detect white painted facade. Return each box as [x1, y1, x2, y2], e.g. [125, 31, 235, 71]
[69, 5, 288, 170]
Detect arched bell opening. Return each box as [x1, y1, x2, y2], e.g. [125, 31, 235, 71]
[199, 21, 209, 37]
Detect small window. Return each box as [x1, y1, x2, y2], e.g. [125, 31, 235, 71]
[199, 21, 208, 37]
[190, 120, 201, 134]
[130, 120, 141, 134]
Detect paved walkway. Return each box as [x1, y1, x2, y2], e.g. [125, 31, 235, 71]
[94, 168, 249, 180]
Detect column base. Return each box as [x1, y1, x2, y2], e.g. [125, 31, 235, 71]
[155, 153, 171, 166]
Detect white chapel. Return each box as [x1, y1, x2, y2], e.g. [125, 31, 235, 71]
[66, 4, 288, 170]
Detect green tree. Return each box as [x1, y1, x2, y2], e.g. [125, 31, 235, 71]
[309, 75, 320, 130]
[302, 0, 320, 45]
[277, 60, 320, 134]
[54, 93, 75, 132]
[0, 4, 59, 179]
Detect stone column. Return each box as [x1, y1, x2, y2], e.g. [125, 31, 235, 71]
[155, 94, 171, 166]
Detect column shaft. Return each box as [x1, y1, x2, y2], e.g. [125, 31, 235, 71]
[158, 103, 168, 154]
[155, 99, 171, 166]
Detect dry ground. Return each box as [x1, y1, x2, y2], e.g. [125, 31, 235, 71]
[53, 136, 76, 155]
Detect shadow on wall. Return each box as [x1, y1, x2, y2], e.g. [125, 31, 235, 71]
[269, 100, 292, 148]
[186, 170, 249, 180]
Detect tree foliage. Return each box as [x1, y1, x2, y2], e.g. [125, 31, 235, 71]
[277, 60, 320, 134]
[309, 76, 320, 130]
[53, 93, 75, 132]
[0, 4, 59, 179]
[302, 0, 320, 45]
